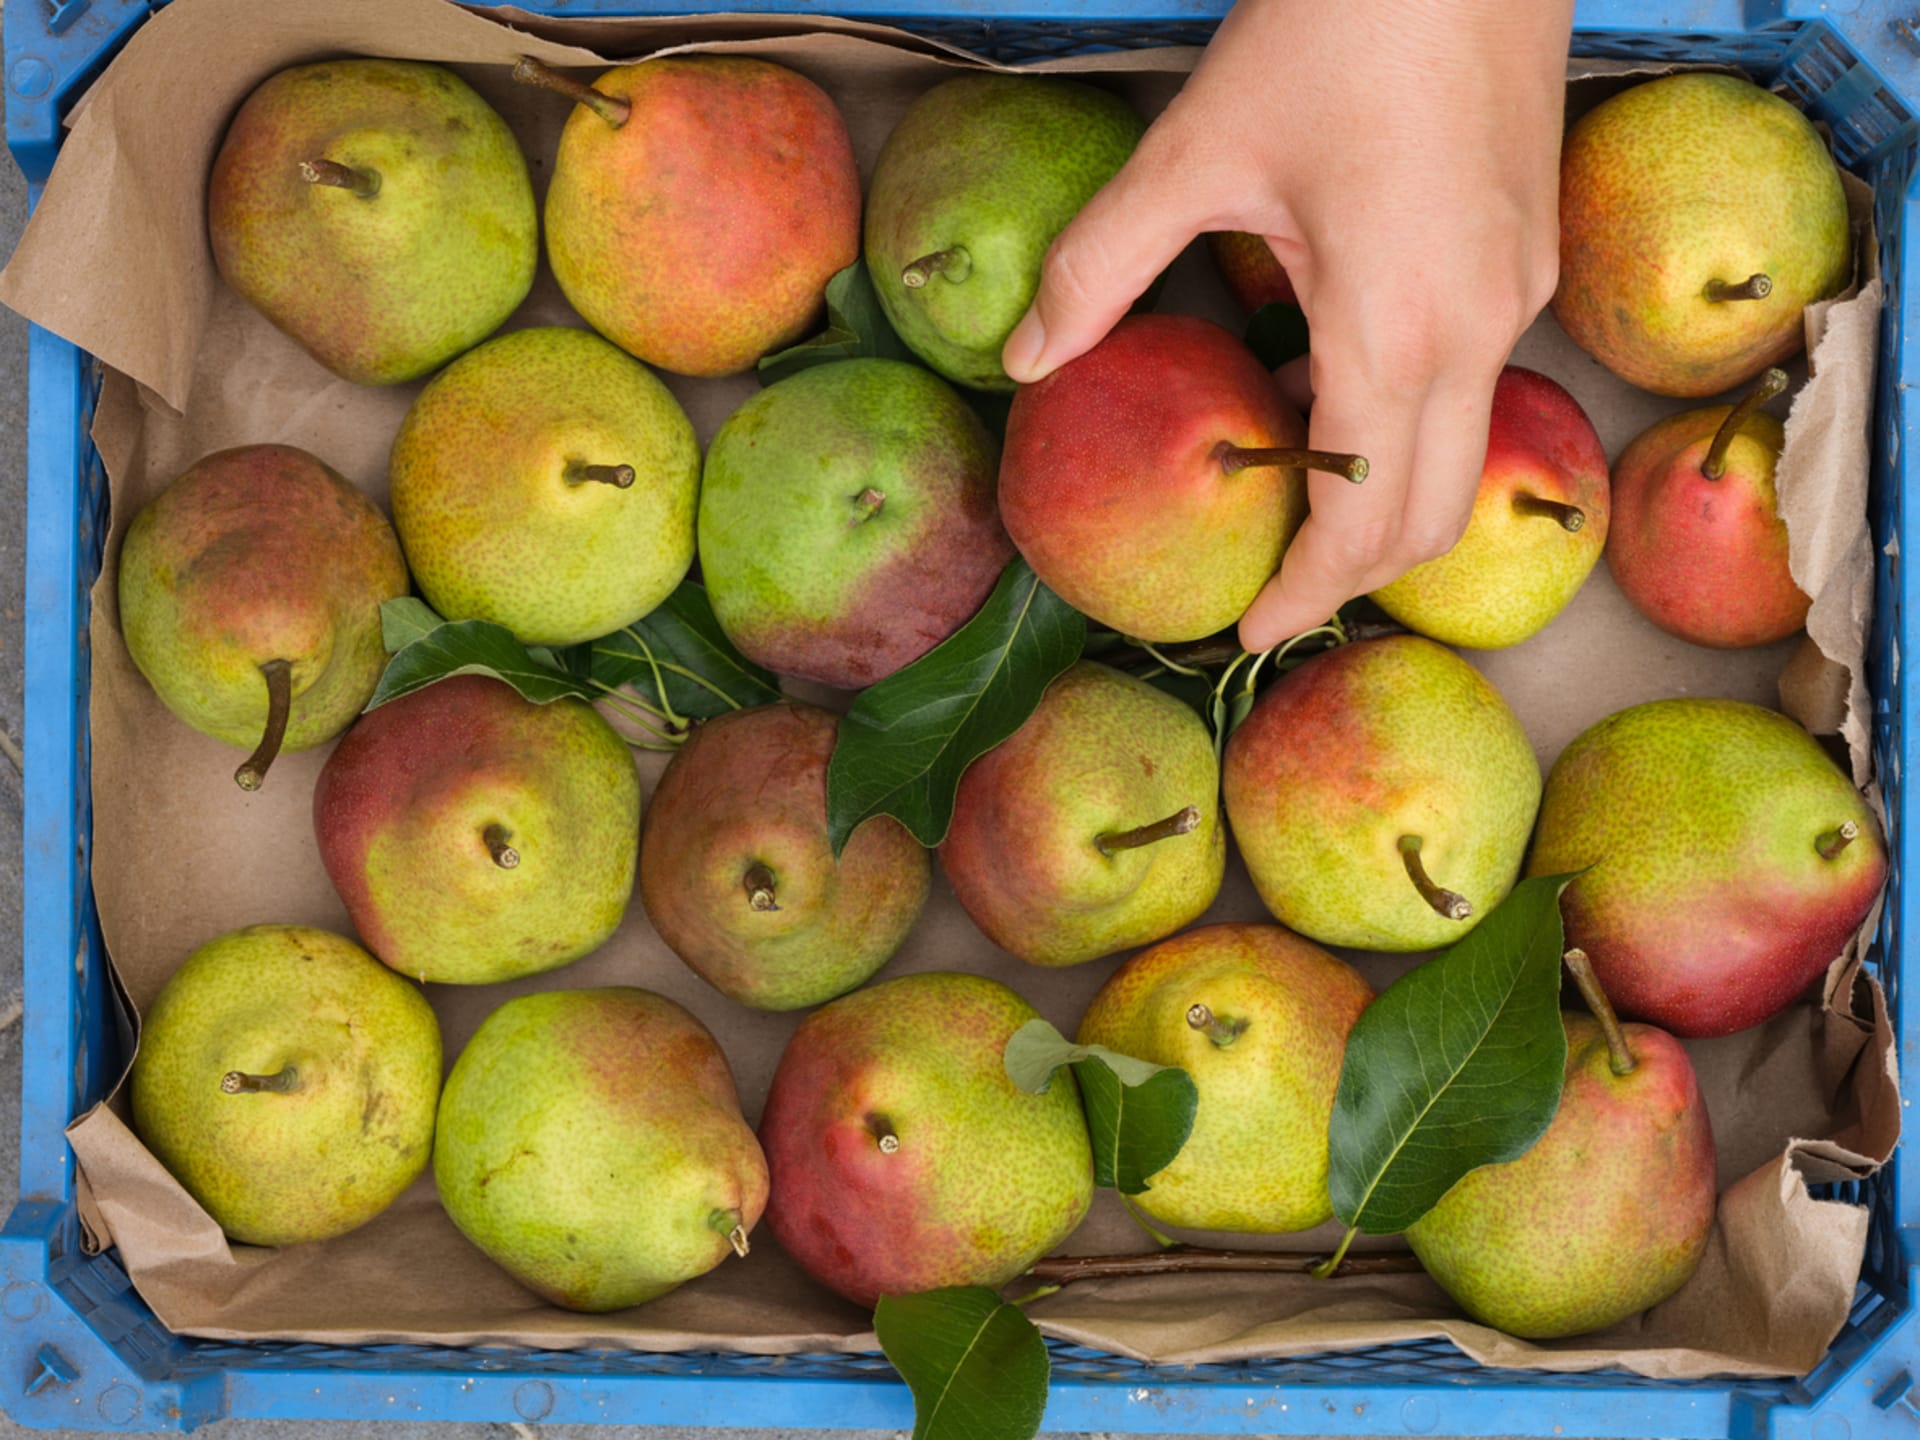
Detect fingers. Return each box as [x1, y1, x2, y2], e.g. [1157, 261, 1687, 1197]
[1273, 354, 1314, 414]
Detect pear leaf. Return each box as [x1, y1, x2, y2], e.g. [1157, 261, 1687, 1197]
[1244, 301, 1310, 370]
[1327, 873, 1576, 1236]
[574, 581, 781, 721]
[825, 558, 1084, 854]
[757, 261, 918, 383]
[1002, 1019, 1198, 1196]
[368, 601, 599, 710]
[875, 1287, 1050, 1440]
[380, 596, 445, 652]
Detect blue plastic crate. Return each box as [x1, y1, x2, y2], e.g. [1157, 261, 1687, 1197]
[3, 0, 1919, 1432]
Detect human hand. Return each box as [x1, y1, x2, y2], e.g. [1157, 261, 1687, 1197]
[1000, 0, 1573, 650]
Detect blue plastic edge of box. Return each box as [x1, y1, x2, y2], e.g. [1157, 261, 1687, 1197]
[5, 0, 1920, 1433]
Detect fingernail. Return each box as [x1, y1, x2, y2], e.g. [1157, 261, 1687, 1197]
[1002, 312, 1047, 384]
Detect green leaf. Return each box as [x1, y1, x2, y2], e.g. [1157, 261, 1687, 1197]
[757, 262, 917, 383]
[1327, 873, 1576, 1235]
[1002, 1020, 1199, 1196]
[368, 605, 600, 711]
[575, 581, 781, 721]
[825, 558, 1084, 854]
[875, 1287, 1050, 1440]
[1244, 301, 1310, 370]
[379, 596, 445, 653]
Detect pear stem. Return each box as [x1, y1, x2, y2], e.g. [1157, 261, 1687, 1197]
[850, 488, 886, 523]
[744, 863, 780, 912]
[867, 1113, 900, 1154]
[511, 55, 630, 128]
[1816, 820, 1860, 861]
[1562, 947, 1637, 1076]
[1702, 367, 1790, 479]
[1217, 444, 1369, 484]
[1185, 1002, 1248, 1048]
[1309, 1226, 1359, 1280]
[1096, 805, 1200, 857]
[565, 461, 635, 489]
[299, 159, 380, 198]
[1511, 494, 1586, 532]
[901, 246, 971, 288]
[1705, 273, 1773, 303]
[1031, 1243, 1422, 1285]
[221, 1067, 300, 1095]
[233, 659, 294, 792]
[1398, 835, 1472, 921]
[484, 824, 520, 869]
[709, 1208, 751, 1258]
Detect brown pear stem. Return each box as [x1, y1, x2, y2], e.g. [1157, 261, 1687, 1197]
[1028, 1244, 1422, 1286]
[1096, 805, 1200, 857]
[1705, 273, 1773, 303]
[565, 461, 635, 489]
[1185, 1002, 1248, 1048]
[511, 55, 630, 128]
[867, 1113, 900, 1154]
[299, 158, 380, 198]
[484, 824, 520, 869]
[850, 488, 886, 523]
[709, 1208, 751, 1257]
[1816, 820, 1860, 861]
[233, 659, 294, 792]
[744, 863, 780, 912]
[1562, 947, 1636, 1076]
[1702, 367, 1790, 479]
[901, 246, 971, 288]
[1398, 835, 1472, 921]
[221, 1067, 300, 1095]
[1512, 494, 1587, 532]
[1216, 444, 1369, 484]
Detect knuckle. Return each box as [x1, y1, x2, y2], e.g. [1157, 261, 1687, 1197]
[1324, 516, 1399, 573]
[1039, 234, 1101, 312]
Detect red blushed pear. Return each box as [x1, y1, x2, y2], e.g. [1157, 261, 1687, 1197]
[1206, 231, 1296, 312]
[1608, 367, 1811, 648]
[759, 972, 1093, 1309]
[999, 314, 1367, 644]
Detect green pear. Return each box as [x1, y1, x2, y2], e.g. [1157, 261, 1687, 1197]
[865, 74, 1145, 391]
[640, 703, 929, 1010]
[1223, 636, 1542, 951]
[208, 59, 536, 386]
[1077, 923, 1372, 1232]
[312, 675, 640, 985]
[1406, 952, 1716, 1339]
[760, 972, 1093, 1307]
[435, 987, 768, 1312]
[939, 661, 1225, 967]
[1555, 72, 1850, 397]
[117, 444, 409, 792]
[389, 327, 700, 646]
[131, 924, 441, 1248]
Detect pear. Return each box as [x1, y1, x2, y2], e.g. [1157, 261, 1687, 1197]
[1207, 231, 1296, 313]
[388, 327, 701, 646]
[700, 358, 1011, 689]
[117, 444, 409, 792]
[1371, 367, 1610, 650]
[1406, 951, 1716, 1339]
[1555, 72, 1850, 397]
[639, 703, 930, 1011]
[940, 661, 1225, 967]
[760, 972, 1093, 1307]
[312, 675, 640, 986]
[865, 74, 1145, 391]
[1608, 367, 1810, 648]
[1527, 697, 1884, 1037]
[1077, 923, 1372, 1232]
[208, 59, 536, 385]
[1223, 635, 1542, 951]
[435, 987, 768, 1312]
[518, 56, 859, 378]
[130, 924, 441, 1248]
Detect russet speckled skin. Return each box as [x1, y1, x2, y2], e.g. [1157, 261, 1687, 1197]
[117, 444, 409, 755]
[388, 327, 700, 646]
[1076, 924, 1372, 1232]
[639, 703, 930, 1010]
[1607, 407, 1807, 648]
[1406, 1014, 1716, 1340]
[939, 661, 1225, 967]
[130, 925, 442, 1248]
[1371, 368, 1610, 650]
[865, 75, 1144, 391]
[1223, 636, 1542, 951]
[545, 57, 859, 379]
[760, 972, 1093, 1308]
[208, 60, 536, 386]
[1554, 73, 1850, 397]
[312, 676, 640, 986]
[434, 988, 768, 1313]
[700, 359, 1010, 689]
[1527, 698, 1885, 1037]
[1000, 314, 1311, 643]
[1206, 231, 1296, 313]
